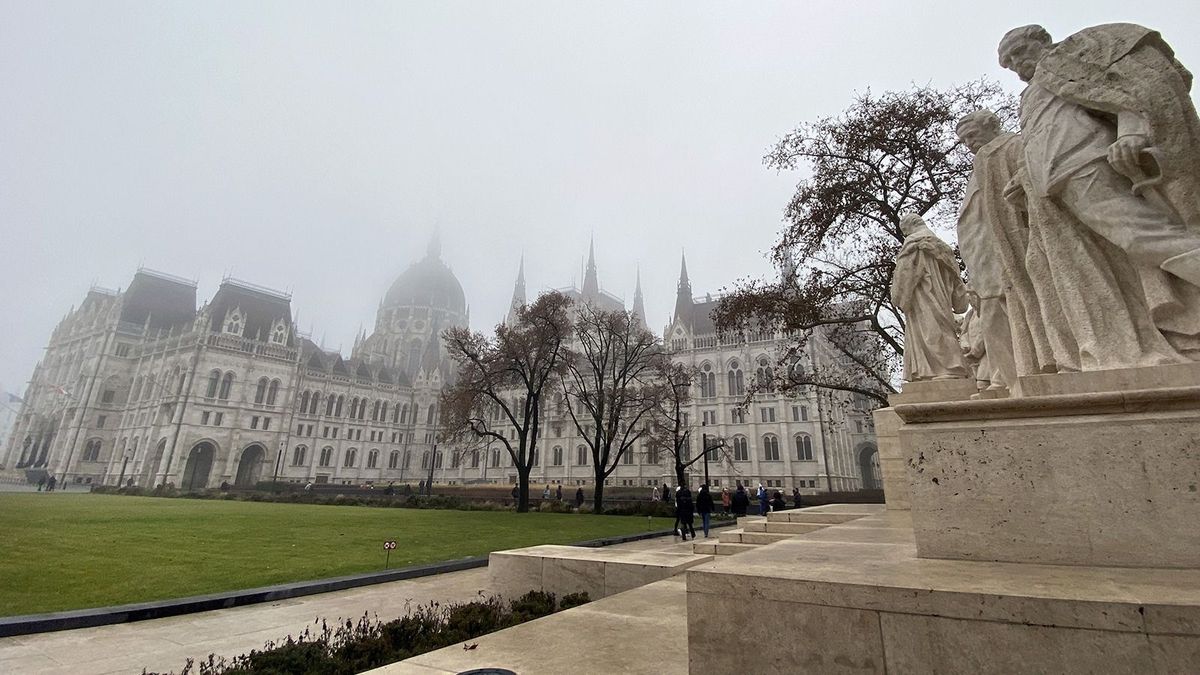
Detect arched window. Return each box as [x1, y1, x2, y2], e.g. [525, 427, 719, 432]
[219, 372, 234, 400]
[349, 397, 359, 419]
[412, 404, 420, 425]
[426, 404, 437, 425]
[319, 446, 333, 467]
[471, 450, 480, 468]
[299, 391, 310, 412]
[360, 398, 369, 420]
[795, 434, 814, 461]
[335, 395, 344, 417]
[400, 404, 410, 424]
[206, 370, 220, 398]
[389, 450, 399, 469]
[727, 361, 745, 396]
[553, 446, 563, 466]
[292, 445, 307, 466]
[576, 445, 588, 466]
[267, 379, 280, 405]
[367, 449, 378, 469]
[756, 356, 773, 388]
[391, 402, 400, 424]
[403, 449, 412, 469]
[376, 401, 385, 422]
[733, 436, 749, 462]
[451, 451, 461, 468]
[763, 434, 780, 461]
[434, 451, 443, 469]
[701, 363, 717, 398]
[529, 446, 539, 467]
[344, 449, 357, 468]
[324, 393, 334, 416]
[255, 377, 268, 404]
[421, 451, 430, 469]
[83, 439, 102, 461]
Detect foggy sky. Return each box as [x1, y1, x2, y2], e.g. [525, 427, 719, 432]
[2, 1, 1198, 392]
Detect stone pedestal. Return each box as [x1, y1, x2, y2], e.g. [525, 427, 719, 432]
[873, 378, 977, 511]
[894, 365, 1200, 568]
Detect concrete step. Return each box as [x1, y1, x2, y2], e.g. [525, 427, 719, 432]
[737, 515, 766, 528]
[714, 542, 758, 556]
[718, 529, 796, 545]
[743, 520, 767, 532]
[767, 511, 862, 524]
[718, 529, 747, 544]
[764, 521, 829, 535]
[692, 541, 718, 555]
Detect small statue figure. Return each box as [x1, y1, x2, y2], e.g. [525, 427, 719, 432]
[891, 213, 970, 382]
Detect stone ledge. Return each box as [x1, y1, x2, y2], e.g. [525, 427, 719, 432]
[894, 385, 1200, 423]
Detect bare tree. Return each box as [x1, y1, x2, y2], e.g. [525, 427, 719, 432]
[561, 305, 664, 512]
[440, 292, 573, 512]
[715, 79, 1017, 406]
[645, 361, 730, 487]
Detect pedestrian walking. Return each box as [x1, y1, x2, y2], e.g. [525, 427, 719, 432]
[36, 476, 45, 492]
[556, 484, 563, 501]
[696, 484, 714, 538]
[574, 486, 585, 509]
[542, 485, 551, 500]
[792, 487, 802, 509]
[46, 475, 57, 492]
[650, 485, 659, 502]
[731, 484, 750, 516]
[756, 482, 768, 515]
[721, 487, 731, 514]
[662, 483, 671, 505]
[676, 485, 696, 541]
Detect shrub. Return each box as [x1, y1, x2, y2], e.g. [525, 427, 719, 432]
[559, 592, 590, 610]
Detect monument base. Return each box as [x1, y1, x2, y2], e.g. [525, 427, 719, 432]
[893, 365, 1200, 568]
[686, 510, 1200, 674]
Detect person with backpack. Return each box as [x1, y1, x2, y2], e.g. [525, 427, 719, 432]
[756, 482, 769, 515]
[696, 484, 715, 538]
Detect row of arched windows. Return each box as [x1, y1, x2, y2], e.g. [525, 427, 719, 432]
[253, 377, 282, 405]
[297, 391, 428, 426]
[205, 370, 235, 400]
[695, 356, 806, 398]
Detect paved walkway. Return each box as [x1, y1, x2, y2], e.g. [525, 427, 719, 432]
[0, 535, 695, 675]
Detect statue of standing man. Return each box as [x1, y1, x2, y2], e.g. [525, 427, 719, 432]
[998, 23, 1200, 369]
[892, 213, 970, 382]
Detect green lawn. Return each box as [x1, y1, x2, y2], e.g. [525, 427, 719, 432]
[0, 494, 672, 617]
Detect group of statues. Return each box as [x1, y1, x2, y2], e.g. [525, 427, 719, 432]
[892, 22, 1200, 391]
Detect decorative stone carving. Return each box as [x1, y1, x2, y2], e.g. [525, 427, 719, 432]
[998, 23, 1200, 371]
[891, 214, 969, 382]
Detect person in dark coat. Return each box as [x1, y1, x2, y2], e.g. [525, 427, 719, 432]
[756, 483, 769, 515]
[556, 484, 563, 501]
[731, 484, 750, 516]
[662, 483, 671, 505]
[574, 486, 585, 509]
[792, 487, 802, 509]
[770, 490, 787, 512]
[675, 485, 696, 540]
[696, 484, 715, 537]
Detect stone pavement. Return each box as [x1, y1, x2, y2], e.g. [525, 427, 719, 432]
[0, 534, 696, 674]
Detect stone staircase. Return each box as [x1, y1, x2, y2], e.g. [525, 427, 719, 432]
[692, 509, 867, 556]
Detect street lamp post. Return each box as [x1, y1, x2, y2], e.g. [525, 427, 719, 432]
[701, 421, 710, 488]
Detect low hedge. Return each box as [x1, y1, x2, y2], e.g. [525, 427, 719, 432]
[146, 589, 589, 675]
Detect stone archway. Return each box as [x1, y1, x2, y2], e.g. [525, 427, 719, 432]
[235, 444, 266, 487]
[141, 439, 167, 487]
[857, 443, 880, 490]
[182, 442, 216, 490]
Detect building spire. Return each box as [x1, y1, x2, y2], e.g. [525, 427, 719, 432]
[632, 265, 647, 327]
[506, 254, 526, 325]
[673, 250, 693, 326]
[582, 238, 599, 299]
[426, 229, 441, 259]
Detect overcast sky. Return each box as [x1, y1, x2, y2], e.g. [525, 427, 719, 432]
[2, 1, 1197, 392]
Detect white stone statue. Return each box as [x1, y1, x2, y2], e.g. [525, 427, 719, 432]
[998, 23, 1200, 370]
[955, 110, 1078, 377]
[958, 300, 990, 390]
[891, 213, 970, 382]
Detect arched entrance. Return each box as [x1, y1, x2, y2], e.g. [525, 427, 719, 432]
[141, 439, 167, 486]
[235, 444, 266, 487]
[182, 442, 216, 490]
[857, 443, 881, 490]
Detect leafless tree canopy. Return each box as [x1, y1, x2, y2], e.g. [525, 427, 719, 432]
[715, 79, 1017, 405]
[561, 305, 665, 512]
[440, 291, 572, 512]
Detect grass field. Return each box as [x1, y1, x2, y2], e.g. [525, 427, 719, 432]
[0, 493, 673, 617]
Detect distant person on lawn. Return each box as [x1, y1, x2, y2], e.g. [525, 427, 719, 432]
[556, 484, 563, 501]
[696, 484, 715, 538]
[662, 483, 671, 505]
[574, 487, 585, 509]
[731, 484, 750, 516]
[543, 485, 551, 499]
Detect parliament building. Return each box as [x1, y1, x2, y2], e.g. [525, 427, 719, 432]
[2, 237, 878, 493]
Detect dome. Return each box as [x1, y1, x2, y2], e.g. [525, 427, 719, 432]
[383, 238, 467, 315]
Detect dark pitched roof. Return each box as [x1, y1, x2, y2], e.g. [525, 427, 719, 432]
[207, 279, 293, 345]
[120, 270, 197, 330]
[686, 299, 719, 336]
